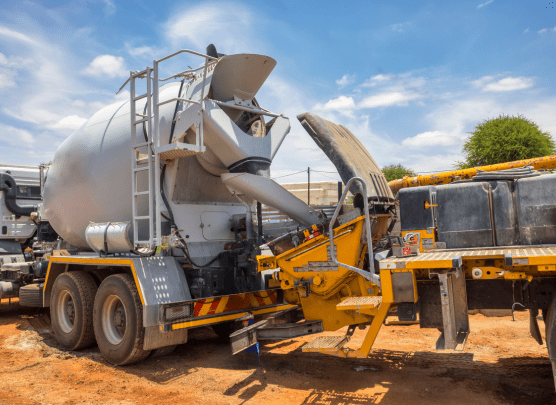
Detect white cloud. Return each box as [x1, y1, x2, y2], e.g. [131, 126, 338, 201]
[389, 22, 411, 33]
[315, 96, 356, 111]
[538, 28, 548, 34]
[164, 3, 258, 55]
[82, 55, 127, 78]
[482, 76, 535, 92]
[471, 75, 495, 88]
[336, 74, 355, 89]
[0, 70, 17, 88]
[0, 26, 38, 46]
[359, 91, 421, 108]
[0, 124, 34, 147]
[477, 0, 494, 9]
[361, 74, 395, 87]
[101, 0, 115, 16]
[401, 131, 459, 148]
[128, 46, 156, 58]
[47, 115, 88, 131]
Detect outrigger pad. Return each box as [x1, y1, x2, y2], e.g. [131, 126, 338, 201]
[297, 113, 394, 200]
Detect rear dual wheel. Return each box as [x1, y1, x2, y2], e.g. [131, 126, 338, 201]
[93, 273, 151, 365]
[51, 271, 174, 364]
[50, 272, 97, 350]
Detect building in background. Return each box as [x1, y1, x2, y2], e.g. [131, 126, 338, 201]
[280, 181, 351, 206]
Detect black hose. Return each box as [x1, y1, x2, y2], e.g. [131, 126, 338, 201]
[0, 173, 37, 217]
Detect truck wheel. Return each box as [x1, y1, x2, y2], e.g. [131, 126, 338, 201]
[149, 345, 176, 358]
[93, 273, 151, 365]
[50, 272, 97, 350]
[212, 321, 235, 341]
[19, 283, 44, 308]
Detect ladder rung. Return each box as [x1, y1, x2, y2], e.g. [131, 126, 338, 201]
[133, 93, 147, 101]
[134, 216, 150, 220]
[133, 142, 150, 148]
[133, 167, 149, 172]
[134, 191, 150, 196]
[133, 118, 148, 125]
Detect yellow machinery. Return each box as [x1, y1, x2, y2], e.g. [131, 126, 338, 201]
[257, 178, 414, 357]
[255, 154, 556, 375]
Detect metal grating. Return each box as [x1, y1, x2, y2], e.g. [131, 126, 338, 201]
[159, 149, 202, 161]
[336, 296, 382, 308]
[303, 336, 348, 350]
[380, 246, 556, 264]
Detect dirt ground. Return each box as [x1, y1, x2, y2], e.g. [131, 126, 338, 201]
[1, 299, 555, 405]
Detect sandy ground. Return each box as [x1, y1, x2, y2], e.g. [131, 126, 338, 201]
[0, 298, 555, 405]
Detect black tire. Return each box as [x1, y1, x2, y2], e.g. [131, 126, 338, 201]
[19, 283, 44, 308]
[93, 273, 150, 365]
[211, 321, 235, 342]
[50, 272, 98, 350]
[149, 345, 176, 358]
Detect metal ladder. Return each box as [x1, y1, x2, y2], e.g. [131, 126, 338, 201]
[127, 50, 217, 250]
[130, 67, 155, 249]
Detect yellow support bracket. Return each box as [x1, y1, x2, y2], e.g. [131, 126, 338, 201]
[347, 301, 391, 358]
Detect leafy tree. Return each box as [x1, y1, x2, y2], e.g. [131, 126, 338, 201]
[457, 115, 555, 169]
[382, 164, 417, 182]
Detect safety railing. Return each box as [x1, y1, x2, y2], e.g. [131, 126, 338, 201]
[328, 177, 381, 287]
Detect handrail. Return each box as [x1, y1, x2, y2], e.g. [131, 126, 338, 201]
[209, 99, 280, 118]
[157, 97, 200, 107]
[159, 60, 219, 82]
[154, 49, 219, 64]
[328, 177, 380, 288]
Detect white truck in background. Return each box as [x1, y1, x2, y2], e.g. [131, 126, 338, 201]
[0, 164, 57, 306]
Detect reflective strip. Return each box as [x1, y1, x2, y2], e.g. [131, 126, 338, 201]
[215, 296, 229, 313]
[171, 304, 296, 331]
[45, 257, 145, 305]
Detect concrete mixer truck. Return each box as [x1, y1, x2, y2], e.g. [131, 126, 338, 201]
[5, 45, 556, 394]
[0, 46, 336, 365]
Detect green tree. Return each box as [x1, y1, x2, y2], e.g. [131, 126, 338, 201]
[382, 164, 417, 182]
[457, 115, 555, 169]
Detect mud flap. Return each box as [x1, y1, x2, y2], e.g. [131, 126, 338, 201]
[545, 297, 556, 392]
[529, 308, 543, 345]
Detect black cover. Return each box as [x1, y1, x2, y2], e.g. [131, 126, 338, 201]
[399, 186, 435, 231]
[297, 113, 394, 200]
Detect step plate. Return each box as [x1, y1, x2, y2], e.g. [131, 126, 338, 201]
[159, 149, 202, 160]
[336, 296, 382, 310]
[303, 336, 348, 351]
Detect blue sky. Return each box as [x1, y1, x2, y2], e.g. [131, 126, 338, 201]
[0, 0, 555, 184]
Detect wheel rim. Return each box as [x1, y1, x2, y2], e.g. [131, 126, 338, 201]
[101, 295, 127, 345]
[57, 290, 75, 334]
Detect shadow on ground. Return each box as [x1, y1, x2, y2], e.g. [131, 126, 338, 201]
[2, 299, 555, 405]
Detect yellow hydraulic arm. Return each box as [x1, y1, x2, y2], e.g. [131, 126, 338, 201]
[388, 155, 556, 194]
